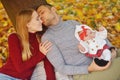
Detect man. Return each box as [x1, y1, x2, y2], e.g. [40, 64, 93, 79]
[35, 3, 120, 80]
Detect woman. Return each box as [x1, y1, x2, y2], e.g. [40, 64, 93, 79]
[0, 9, 55, 80]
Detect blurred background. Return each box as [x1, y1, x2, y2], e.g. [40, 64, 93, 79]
[0, 0, 120, 67]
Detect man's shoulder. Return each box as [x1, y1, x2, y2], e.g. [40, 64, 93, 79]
[41, 30, 52, 41]
[64, 20, 80, 25]
[64, 20, 78, 22]
[42, 31, 51, 37]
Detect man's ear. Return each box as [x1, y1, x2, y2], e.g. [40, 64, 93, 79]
[51, 7, 57, 12]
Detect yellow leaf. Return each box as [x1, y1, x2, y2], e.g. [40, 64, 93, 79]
[112, 7, 118, 13]
[46, 0, 54, 4]
[74, 9, 83, 17]
[95, 13, 102, 19]
[115, 23, 120, 32]
[65, 0, 76, 3]
[102, 21, 107, 27]
[62, 15, 77, 20]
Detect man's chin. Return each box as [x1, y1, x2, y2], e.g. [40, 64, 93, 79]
[42, 23, 47, 26]
[42, 23, 48, 28]
[43, 23, 50, 27]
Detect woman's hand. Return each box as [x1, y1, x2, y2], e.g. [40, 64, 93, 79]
[88, 60, 111, 72]
[39, 40, 52, 55]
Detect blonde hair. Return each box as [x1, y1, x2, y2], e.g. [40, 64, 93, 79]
[15, 9, 34, 61]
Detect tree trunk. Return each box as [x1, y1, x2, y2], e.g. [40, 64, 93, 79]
[1, 0, 47, 26]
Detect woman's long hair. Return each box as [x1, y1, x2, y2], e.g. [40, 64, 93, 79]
[15, 9, 34, 61]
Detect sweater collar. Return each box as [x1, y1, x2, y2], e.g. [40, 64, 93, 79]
[49, 18, 64, 31]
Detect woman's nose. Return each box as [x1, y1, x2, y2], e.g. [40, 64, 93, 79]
[39, 19, 43, 23]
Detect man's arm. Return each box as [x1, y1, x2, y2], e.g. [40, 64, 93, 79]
[47, 43, 89, 75]
[88, 59, 111, 72]
[41, 34, 89, 75]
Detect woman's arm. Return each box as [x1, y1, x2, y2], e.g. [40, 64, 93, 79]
[8, 33, 45, 73]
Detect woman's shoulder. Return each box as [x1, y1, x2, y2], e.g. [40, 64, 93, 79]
[8, 33, 19, 40]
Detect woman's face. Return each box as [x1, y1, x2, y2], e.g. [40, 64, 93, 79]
[27, 11, 43, 33]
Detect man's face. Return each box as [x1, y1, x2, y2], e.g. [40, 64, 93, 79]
[37, 5, 56, 26]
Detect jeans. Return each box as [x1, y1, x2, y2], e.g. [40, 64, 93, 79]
[0, 73, 21, 80]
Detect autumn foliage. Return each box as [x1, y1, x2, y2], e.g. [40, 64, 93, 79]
[0, 0, 120, 67]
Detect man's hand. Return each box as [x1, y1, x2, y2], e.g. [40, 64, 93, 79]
[88, 59, 111, 72]
[109, 47, 117, 59]
[78, 44, 85, 52]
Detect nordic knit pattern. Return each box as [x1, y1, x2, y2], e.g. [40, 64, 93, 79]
[41, 19, 92, 75]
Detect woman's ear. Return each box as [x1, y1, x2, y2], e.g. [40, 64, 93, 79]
[27, 23, 30, 28]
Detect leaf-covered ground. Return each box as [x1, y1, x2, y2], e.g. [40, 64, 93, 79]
[0, 0, 120, 67]
[47, 0, 120, 47]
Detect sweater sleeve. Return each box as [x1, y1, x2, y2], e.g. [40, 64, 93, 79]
[42, 34, 89, 75]
[8, 33, 45, 73]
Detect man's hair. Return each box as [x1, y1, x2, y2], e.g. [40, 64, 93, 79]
[33, 3, 53, 10]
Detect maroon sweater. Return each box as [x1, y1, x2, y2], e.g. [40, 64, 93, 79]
[0, 33, 56, 80]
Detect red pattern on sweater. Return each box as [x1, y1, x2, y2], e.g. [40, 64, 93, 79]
[0, 33, 56, 80]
